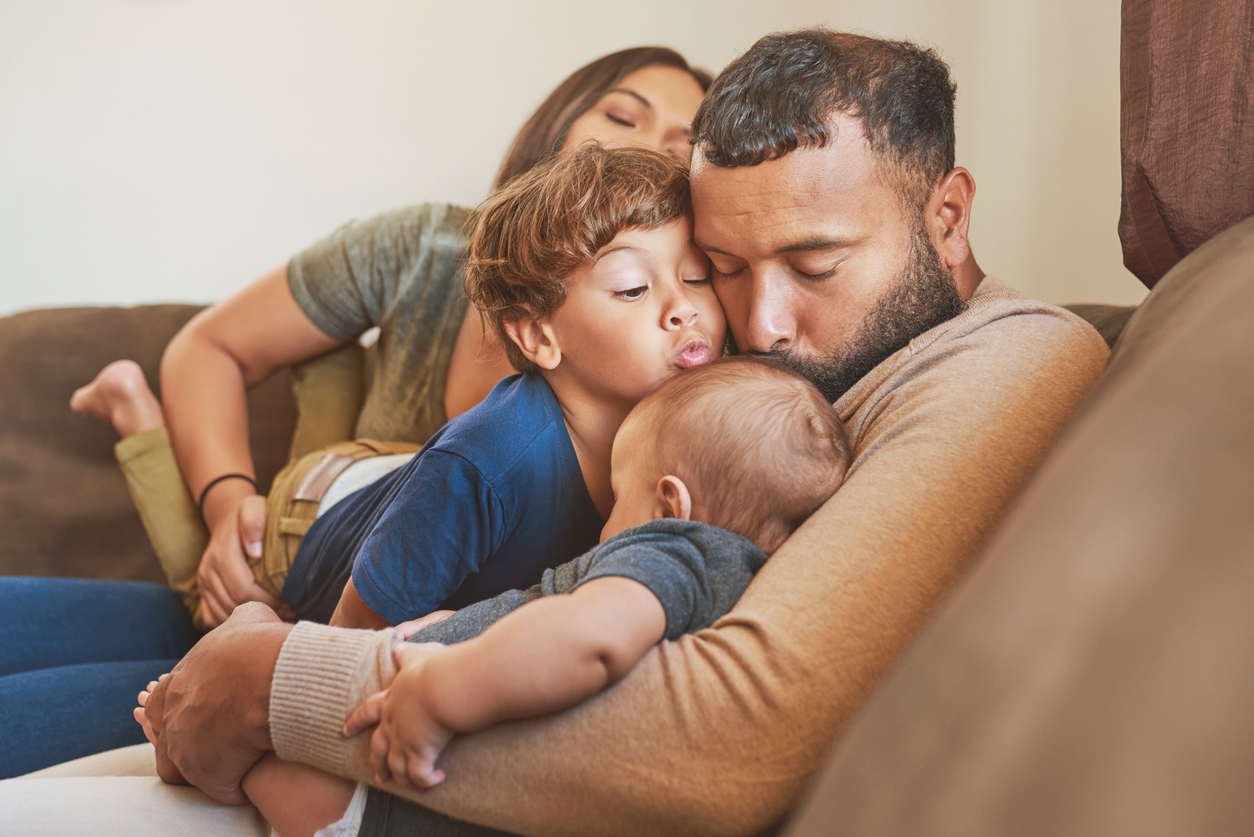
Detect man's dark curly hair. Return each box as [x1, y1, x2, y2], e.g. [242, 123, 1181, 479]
[690, 29, 957, 208]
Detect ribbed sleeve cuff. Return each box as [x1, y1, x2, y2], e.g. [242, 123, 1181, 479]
[270, 621, 400, 776]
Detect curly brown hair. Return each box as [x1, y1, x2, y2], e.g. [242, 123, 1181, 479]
[466, 144, 692, 372]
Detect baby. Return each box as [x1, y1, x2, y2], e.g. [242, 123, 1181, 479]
[227, 356, 850, 836]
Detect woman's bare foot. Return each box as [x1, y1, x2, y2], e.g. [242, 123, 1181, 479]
[70, 359, 166, 439]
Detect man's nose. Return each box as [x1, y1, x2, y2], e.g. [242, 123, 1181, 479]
[744, 274, 793, 353]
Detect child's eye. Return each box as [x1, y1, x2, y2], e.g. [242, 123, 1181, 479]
[615, 286, 647, 300]
[684, 275, 711, 286]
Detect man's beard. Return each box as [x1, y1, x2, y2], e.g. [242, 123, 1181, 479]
[760, 225, 966, 403]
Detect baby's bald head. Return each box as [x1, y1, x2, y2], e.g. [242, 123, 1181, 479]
[613, 357, 850, 554]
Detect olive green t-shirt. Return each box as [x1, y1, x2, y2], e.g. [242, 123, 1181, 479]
[287, 202, 473, 444]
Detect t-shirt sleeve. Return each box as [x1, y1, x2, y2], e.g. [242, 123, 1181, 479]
[576, 524, 768, 641]
[286, 204, 444, 342]
[350, 450, 507, 624]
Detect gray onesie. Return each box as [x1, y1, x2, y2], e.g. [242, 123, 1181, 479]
[363, 517, 769, 836]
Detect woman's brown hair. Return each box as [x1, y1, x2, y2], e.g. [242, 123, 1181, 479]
[493, 47, 712, 190]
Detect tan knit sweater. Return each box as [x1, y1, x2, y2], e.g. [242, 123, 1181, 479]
[270, 278, 1110, 836]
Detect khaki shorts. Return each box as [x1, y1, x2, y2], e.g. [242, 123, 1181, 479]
[116, 428, 419, 628]
[255, 438, 422, 598]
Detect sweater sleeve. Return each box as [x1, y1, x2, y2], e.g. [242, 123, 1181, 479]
[270, 298, 1110, 837]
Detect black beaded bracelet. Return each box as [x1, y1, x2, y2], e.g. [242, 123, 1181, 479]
[197, 473, 259, 526]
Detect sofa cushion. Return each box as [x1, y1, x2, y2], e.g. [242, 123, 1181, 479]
[1062, 303, 1138, 349]
[782, 214, 1254, 836]
[0, 306, 296, 582]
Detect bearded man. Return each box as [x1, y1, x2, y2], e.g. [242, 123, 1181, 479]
[7, 29, 1110, 837]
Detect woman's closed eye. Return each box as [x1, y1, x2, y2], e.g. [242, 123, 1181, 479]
[606, 112, 637, 128]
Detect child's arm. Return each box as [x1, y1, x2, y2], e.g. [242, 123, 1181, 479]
[242, 753, 358, 837]
[344, 576, 666, 790]
[329, 577, 393, 630]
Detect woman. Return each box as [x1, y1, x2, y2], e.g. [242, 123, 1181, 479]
[0, 46, 710, 778]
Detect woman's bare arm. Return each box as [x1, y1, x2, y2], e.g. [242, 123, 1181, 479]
[161, 264, 345, 625]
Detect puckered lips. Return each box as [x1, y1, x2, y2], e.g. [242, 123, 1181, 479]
[673, 337, 711, 369]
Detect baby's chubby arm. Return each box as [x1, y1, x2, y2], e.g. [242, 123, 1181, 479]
[344, 576, 666, 791]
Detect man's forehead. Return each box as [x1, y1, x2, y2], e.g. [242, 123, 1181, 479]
[690, 114, 888, 252]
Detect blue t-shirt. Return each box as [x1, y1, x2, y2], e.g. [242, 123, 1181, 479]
[282, 373, 604, 624]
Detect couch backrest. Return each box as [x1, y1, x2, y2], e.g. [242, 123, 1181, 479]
[0, 305, 296, 582]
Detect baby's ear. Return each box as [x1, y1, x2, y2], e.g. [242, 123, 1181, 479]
[655, 476, 693, 522]
[502, 317, 562, 370]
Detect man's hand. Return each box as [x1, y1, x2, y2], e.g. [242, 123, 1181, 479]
[134, 675, 188, 787]
[343, 642, 453, 792]
[197, 494, 284, 627]
[151, 601, 293, 805]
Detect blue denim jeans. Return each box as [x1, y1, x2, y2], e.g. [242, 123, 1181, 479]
[0, 577, 198, 777]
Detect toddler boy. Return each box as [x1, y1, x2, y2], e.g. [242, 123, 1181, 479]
[290, 142, 726, 630]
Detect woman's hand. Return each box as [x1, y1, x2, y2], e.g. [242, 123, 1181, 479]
[159, 265, 343, 627]
[197, 494, 283, 627]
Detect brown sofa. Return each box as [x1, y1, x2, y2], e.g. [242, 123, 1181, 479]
[4, 0, 1251, 831]
[0, 305, 296, 583]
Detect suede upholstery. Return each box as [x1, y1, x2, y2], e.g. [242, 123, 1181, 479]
[0, 305, 296, 583]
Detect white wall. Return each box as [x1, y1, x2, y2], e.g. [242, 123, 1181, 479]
[0, 0, 1147, 318]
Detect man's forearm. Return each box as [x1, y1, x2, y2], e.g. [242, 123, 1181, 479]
[270, 622, 403, 778]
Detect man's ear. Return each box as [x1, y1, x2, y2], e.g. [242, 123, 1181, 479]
[655, 475, 693, 522]
[923, 166, 976, 271]
[502, 317, 562, 370]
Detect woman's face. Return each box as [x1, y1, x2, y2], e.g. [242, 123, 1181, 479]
[562, 65, 706, 163]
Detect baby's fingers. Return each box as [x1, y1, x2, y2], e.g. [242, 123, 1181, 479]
[403, 751, 445, 791]
[369, 725, 393, 786]
[343, 691, 386, 737]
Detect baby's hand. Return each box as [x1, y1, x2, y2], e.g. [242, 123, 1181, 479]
[343, 642, 452, 792]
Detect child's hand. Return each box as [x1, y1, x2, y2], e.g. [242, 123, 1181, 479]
[394, 610, 455, 640]
[342, 642, 452, 792]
